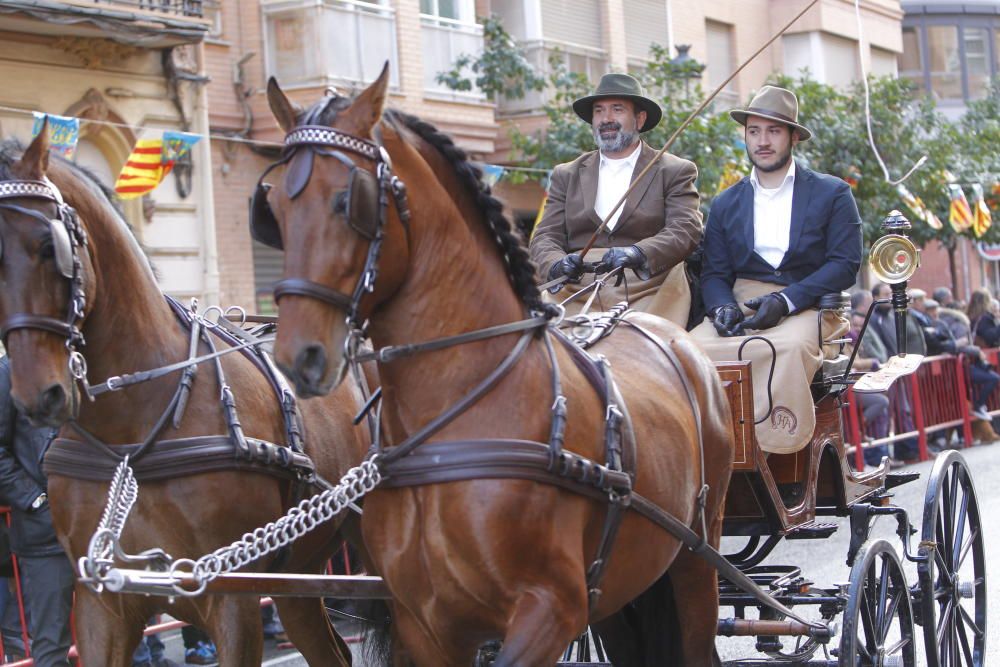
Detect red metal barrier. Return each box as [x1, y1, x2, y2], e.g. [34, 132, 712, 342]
[844, 351, 999, 465]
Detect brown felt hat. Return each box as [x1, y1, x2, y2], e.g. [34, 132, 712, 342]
[572, 73, 662, 133]
[730, 85, 812, 141]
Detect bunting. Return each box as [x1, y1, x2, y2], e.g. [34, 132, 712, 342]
[31, 112, 79, 158]
[114, 131, 200, 199]
[972, 183, 992, 238]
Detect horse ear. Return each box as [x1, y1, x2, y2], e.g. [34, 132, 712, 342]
[267, 77, 301, 134]
[18, 118, 50, 180]
[349, 62, 390, 134]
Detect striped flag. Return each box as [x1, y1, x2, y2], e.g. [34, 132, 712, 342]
[946, 177, 973, 233]
[972, 183, 992, 238]
[114, 131, 200, 199]
[896, 183, 942, 230]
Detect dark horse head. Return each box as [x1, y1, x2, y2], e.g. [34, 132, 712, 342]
[0, 124, 98, 425]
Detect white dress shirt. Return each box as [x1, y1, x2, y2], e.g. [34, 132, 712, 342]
[594, 142, 642, 231]
[750, 160, 797, 310]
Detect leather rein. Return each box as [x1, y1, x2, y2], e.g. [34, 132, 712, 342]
[265, 123, 829, 629]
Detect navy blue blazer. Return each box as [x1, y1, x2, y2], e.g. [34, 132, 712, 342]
[700, 162, 862, 313]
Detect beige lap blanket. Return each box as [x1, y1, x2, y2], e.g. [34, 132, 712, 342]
[690, 279, 848, 454]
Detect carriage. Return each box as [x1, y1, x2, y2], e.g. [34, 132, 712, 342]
[0, 75, 985, 667]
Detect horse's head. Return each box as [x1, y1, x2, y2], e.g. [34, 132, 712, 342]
[0, 123, 93, 425]
[260, 65, 410, 396]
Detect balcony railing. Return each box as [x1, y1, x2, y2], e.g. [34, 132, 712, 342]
[420, 14, 485, 101]
[498, 39, 608, 115]
[262, 0, 399, 90]
[93, 0, 204, 18]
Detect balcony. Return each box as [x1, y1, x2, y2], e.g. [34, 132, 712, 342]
[420, 14, 485, 102]
[262, 0, 399, 91]
[0, 0, 209, 47]
[498, 39, 608, 115]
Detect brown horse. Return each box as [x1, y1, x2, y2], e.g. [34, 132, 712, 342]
[259, 67, 735, 667]
[0, 129, 375, 665]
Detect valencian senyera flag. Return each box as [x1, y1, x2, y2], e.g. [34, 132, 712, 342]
[114, 131, 200, 199]
[897, 183, 943, 230]
[972, 183, 992, 238]
[944, 172, 973, 233]
[31, 112, 79, 158]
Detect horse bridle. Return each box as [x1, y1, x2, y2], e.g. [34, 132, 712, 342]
[251, 124, 410, 330]
[0, 178, 89, 368]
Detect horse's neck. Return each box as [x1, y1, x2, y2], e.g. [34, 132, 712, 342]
[368, 148, 533, 432]
[75, 209, 191, 435]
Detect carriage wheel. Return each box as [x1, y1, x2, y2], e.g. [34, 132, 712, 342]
[838, 539, 916, 667]
[918, 451, 987, 667]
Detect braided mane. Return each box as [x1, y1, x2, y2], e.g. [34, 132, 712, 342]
[382, 110, 547, 313]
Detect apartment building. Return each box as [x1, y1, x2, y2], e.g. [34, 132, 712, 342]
[205, 0, 501, 310]
[899, 0, 1000, 119]
[0, 1, 217, 302]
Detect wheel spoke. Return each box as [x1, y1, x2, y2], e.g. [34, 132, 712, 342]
[957, 526, 980, 570]
[952, 489, 969, 568]
[882, 588, 904, 640]
[957, 609, 975, 665]
[877, 558, 891, 634]
[936, 597, 955, 649]
[959, 604, 985, 639]
[883, 636, 912, 656]
[861, 578, 878, 649]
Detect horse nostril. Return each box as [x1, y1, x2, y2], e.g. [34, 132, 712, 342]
[39, 383, 67, 417]
[294, 344, 328, 389]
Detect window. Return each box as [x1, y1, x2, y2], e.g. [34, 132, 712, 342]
[420, 0, 483, 98]
[706, 21, 736, 106]
[926, 25, 962, 101]
[625, 0, 669, 63]
[900, 26, 924, 91]
[964, 27, 989, 100]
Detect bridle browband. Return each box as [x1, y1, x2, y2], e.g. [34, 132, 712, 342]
[257, 123, 410, 329]
[0, 178, 89, 363]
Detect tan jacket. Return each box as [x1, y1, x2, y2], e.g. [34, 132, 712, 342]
[529, 142, 702, 321]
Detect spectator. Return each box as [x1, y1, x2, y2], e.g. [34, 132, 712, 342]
[869, 283, 927, 356]
[132, 621, 177, 667]
[0, 357, 74, 667]
[933, 286, 962, 310]
[846, 306, 892, 467]
[968, 288, 1000, 348]
[183, 626, 217, 665]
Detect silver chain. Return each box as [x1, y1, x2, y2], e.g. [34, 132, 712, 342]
[171, 458, 382, 596]
[80, 457, 139, 587]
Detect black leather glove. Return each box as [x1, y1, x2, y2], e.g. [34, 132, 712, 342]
[712, 303, 745, 337]
[742, 293, 790, 331]
[597, 245, 649, 280]
[547, 253, 585, 289]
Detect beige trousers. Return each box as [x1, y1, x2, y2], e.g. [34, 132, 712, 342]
[690, 279, 849, 454]
[546, 249, 691, 327]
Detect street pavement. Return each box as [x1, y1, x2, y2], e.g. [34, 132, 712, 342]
[154, 443, 998, 666]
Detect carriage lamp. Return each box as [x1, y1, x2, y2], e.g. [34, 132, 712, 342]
[868, 210, 920, 356]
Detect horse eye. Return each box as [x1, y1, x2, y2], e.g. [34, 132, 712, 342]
[332, 192, 348, 215]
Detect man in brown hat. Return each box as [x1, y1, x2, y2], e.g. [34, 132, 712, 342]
[691, 85, 863, 454]
[529, 72, 702, 325]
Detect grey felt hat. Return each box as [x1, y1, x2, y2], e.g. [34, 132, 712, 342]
[730, 85, 812, 141]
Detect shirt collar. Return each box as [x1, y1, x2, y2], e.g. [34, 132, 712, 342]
[750, 159, 796, 193]
[599, 142, 642, 170]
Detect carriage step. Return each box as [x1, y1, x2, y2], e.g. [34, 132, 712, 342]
[785, 522, 838, 539]
[885, 471, 920, 489]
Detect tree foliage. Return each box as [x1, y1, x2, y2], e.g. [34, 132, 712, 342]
[438, 21, 1000, 250]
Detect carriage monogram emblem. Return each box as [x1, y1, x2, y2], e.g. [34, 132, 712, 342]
[770, 406, 798, 435]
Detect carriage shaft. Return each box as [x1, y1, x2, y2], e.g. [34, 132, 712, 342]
[101, 569, 392, 599]
[717, 617, 821, 637]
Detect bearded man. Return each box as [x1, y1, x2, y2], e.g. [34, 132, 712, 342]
[691, 85, 862, 454]
[529, 73, 702, 325]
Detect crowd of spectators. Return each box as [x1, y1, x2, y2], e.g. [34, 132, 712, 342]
[847, 284, 1000, 468]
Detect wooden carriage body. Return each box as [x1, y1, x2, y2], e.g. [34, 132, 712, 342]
[716, 360, 888, 540]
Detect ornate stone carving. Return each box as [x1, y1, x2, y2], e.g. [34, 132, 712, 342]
[52, 37, 139, 69]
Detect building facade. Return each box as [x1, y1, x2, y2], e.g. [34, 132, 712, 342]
[0, 1, 217, 303]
